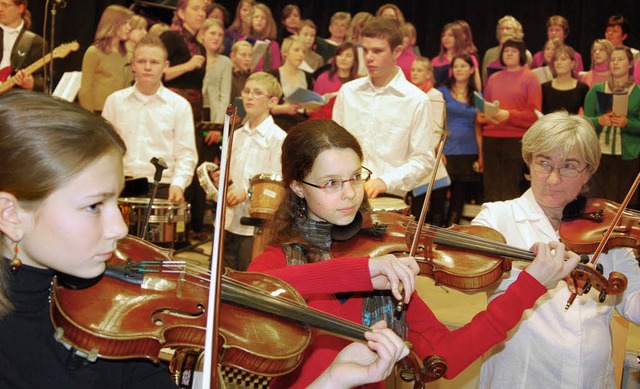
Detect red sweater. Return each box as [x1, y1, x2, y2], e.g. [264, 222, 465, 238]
[483, 67, 542, 138]
[249, 246, 546, 388]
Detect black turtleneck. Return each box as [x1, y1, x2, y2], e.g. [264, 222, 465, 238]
[0, 260, 176, 388]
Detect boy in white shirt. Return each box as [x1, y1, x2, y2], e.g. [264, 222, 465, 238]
[224, 72, 286, 270]
[102, 35, 197, 203]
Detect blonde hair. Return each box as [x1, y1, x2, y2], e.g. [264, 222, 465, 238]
[148, 22, 170, 37]
[347, 11, 373, 43]
[330, 11, 351, 26]
[229, 0, 256, 35]
[281, 35, 307, 61]
[198, 18, 226, 54]
[522, 111, 600, 173]
[375, 3, 405, 24]
[231, 40, 253, 55]
[496, 15, 525, 41]
[250, 3, 277, 40]
[94, 5, 134, 55]
[590, 39, 614, 68]
[130, 14, 148, 31]
[413, 56, 433, 74]
[246, 71, 282, 99]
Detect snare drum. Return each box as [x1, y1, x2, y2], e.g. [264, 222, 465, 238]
[118, 198, 191, 243]
[248, 173, 284, 219]
[369, 197, 410, 215]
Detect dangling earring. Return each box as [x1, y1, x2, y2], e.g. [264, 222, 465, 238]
[10, 242, 22, 274]
[296, 198, 307, 219]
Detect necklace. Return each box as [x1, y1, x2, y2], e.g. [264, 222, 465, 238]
[451, 86, 466, 100]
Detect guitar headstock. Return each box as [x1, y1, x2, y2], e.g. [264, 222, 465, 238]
[52, 41, 80, 59]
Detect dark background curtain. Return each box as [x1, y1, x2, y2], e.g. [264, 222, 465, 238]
[28, 0, 639, 86]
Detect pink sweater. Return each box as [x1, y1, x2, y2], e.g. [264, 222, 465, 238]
[483, 67, 542, 138]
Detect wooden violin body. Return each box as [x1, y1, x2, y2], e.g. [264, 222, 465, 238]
[560, 197, 640, 254]
[50, 235, 444, 386]
[331, 211, 512, 292]
[50, 235, 309, 377]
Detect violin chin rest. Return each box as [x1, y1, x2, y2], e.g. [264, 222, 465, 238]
[56, 272, 104, 290]
[331, 211, 363, 241]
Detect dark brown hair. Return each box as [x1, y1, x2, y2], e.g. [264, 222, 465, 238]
[329, 41, 359, 80]
[267, 120, 367, 261]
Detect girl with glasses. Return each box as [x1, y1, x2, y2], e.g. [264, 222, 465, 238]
[249, 118, 580, 388]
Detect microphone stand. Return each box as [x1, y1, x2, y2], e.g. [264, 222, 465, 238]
[141, 157, 167, 241]
[46, 0, 66, 94]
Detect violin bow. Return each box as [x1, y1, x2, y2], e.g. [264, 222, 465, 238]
[203, 105, 239, 386]
[565, 172, 640, 309]
[397, 100, 448, 312]
[409, 100, 449, 257]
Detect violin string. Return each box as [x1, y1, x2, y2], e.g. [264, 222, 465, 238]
[221, 276, 370, 339]
[404, 222, 534, 261]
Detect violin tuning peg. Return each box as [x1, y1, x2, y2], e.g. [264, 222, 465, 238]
[579, 255, 590, 264]
[596, 263, 604, 274]
[599, 289, 607, 303]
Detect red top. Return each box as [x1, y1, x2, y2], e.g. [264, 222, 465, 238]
[250, 245, 546, 388]
[482, 67, 542, 138]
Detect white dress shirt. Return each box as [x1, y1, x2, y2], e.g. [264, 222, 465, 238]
[0, 21, 24, 70]
[227, 115, 286, 236]
[102, 84, 198, 190]
[473, 189, 640, 388]
[332, 67, 435, 197]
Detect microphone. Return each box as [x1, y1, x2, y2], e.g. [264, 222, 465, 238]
[150, 157, 168, 183]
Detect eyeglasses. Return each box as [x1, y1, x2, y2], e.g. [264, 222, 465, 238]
[241, 88, 271, 99]
[301, 167, 372, 194]
[531, 161, 589, 178]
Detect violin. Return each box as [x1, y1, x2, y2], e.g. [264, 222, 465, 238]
[50, 235, 445, 387]
[331, 211, 627, 300]
[560, 196, 640, 254]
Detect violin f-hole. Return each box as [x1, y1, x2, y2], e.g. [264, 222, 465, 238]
[152, 304, 206, 326]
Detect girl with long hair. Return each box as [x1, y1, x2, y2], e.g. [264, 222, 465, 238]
[78, 5, 133, 112]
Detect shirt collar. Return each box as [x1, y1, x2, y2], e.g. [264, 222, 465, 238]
[127, 83, 168, 103]
[355, 66, 410, 96]
[0, 21, 23, 35]
[240, 115, 275, 139]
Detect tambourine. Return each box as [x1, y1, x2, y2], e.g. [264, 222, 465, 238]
[196, 162, 219, 201]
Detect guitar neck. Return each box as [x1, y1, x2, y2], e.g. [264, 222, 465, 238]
[0, 53, 50, 93]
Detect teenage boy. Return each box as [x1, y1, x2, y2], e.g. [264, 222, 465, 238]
[333, 16, 434, 199]
[102, 35, 197, 203]
[224, 71, 286, 271]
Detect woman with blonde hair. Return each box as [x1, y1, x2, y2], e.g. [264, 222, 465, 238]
[375, 3, 405, 24]
[268, 35, 312, 130]
[248, 2, 281, 72]
[125, 14, 148, 61]
[581, 39, 614, 87]
[199, 18, 232, 125]
[346, 11, 373, 76]
[78, 5, 133, 113]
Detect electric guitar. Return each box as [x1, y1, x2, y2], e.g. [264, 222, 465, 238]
[0, 41, 79, 94]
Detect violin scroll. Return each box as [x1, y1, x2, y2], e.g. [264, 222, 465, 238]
[566, 263, 628, 309]
[397, 351, 447, 388]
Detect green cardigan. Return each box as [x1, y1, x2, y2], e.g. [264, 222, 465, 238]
[584, 82, 640, 160]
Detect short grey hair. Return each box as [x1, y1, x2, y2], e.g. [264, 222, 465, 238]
[522, 111, 601, 174]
